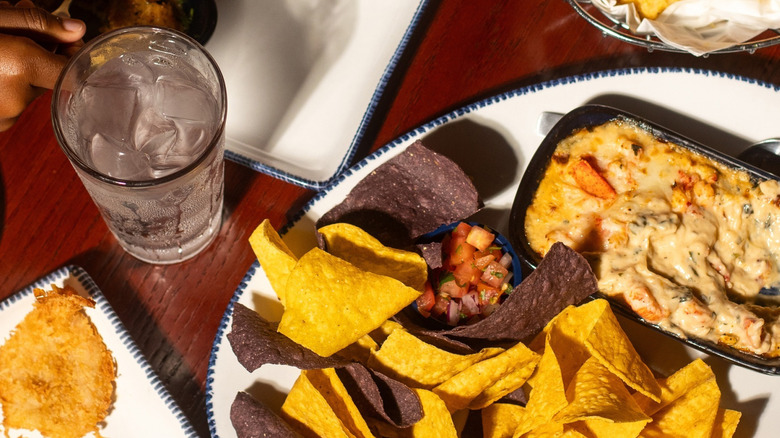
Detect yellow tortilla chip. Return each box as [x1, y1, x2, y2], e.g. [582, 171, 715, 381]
[371, 319, 405, 344]
[544, 304, 597, 386]
[559, 426, 590, 438]
[399, 389, 458, 438]
[318, 223, 428, 291]
[633, 358, 712, 416]
[632, 359, 724, 438]
[469, 357, 538, 411]
[638, 375, 721, 438]
[515, 331, 570, 436]
[337, 334, 379, 364]
[278, 248, 421, 357]
[367, 328, 503, 389]
[554, 357, 650, 435]
[567, 418, 645, 438]
[281, 371, 354, 438]
[303, 368, 375, 438]
[581, 300, 661, 402]
[433, 340, 540, 412]
[712, 409, 741, 438]
[481, 403, 526, 438]
[249, 219, 298, 304]
[524, 421, 565, 437]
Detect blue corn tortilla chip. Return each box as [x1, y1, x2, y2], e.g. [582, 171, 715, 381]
[227, 303, 350, 371]
[317, 141, 482, 250]
[230, 392, 298, 438]
[336, 362, 423, 429]
[445, 242, 597, 343]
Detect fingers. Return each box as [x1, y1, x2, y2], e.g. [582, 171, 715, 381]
[26, 44, 69, 90]
[0, 2, 85, 43]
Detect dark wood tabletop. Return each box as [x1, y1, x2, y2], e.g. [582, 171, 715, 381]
[2, 0, 780, 436]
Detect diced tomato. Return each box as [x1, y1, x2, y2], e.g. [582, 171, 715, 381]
[466, 225, 495, 251]
[481, 261, 509, 288]
[476, 282, 502, 306]
[452, 222, 472, 238]
[415, 281, 436, 313]
[447, 233, 475, 266]
[431, 294, 450, 317]
[473, 253, 495, 270]
[439, 276, 467, 298]
[453, 261, 481, 286]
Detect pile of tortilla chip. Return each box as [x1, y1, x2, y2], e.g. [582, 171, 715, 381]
[482, 299, 741, 438]
[231, 218, 741, 437]
[227, 142, 741, 437]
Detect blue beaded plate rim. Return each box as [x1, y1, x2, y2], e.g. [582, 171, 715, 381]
[205, 66, 780, 436]
[224, 0, 432, 191]
[0, 265, 198, 437]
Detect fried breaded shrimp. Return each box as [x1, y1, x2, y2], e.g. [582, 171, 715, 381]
[0, 285, 116, 438]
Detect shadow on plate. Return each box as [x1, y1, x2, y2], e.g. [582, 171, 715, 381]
[420, 118, 521, 201]
[583, 93, 754, 157]
[245, 379, 288, 413]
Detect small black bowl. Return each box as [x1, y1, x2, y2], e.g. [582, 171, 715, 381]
[61, 0, 218, 45]
[407, 221, 523, 329]
[508, 104, 780, 375]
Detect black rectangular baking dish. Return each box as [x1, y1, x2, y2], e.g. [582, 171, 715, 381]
[508, 104, 780, 375]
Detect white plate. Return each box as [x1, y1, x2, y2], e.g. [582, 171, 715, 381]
[207, 67, 780, 438]
[206, 0, 428, 190]
[0, 266, 197, 438]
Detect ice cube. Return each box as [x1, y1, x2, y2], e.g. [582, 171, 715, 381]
[156, 76, 217, 122]
[68, 54, 157, 147]
[134, 107, 178, 155]
[90, 54, 155, 88]
[75, 83, 141, 144]
[149, 120, 208, 177]
[89, 133, 150, 180]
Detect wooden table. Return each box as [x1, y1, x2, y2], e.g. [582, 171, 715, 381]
[2, 0, 780, 436]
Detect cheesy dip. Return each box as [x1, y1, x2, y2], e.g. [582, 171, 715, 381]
[525, 120, 780, 357]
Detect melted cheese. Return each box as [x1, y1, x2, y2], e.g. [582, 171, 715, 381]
[525, 121, 780, 357]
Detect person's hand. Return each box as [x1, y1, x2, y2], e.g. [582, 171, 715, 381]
[0, 0, 85, 131]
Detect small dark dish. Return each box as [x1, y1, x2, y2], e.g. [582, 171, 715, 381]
[508, 104, 780, 375]
[38, 0, 217, 45]
[407, 221, 523, 330]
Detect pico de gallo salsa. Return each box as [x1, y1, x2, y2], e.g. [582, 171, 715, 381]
[415, 222, 515, 326]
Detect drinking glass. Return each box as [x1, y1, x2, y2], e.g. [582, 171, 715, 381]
[52, 26, 227, 264]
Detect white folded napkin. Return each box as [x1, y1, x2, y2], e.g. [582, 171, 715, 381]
[590, 0, 780, 56]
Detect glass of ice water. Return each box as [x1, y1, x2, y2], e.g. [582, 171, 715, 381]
[52, 27, 227, 264]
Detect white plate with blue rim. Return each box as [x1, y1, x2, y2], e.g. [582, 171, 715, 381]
[207, 67, 780, 437]
[0, 266, 197, 438]
[206, 0, 430, 190]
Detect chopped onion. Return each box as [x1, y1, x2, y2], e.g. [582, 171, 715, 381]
[498, 252, 513, 268]
[501, 271, 513, 286]
[461, 292, 480, 316]
[447, 300, 461, 326]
